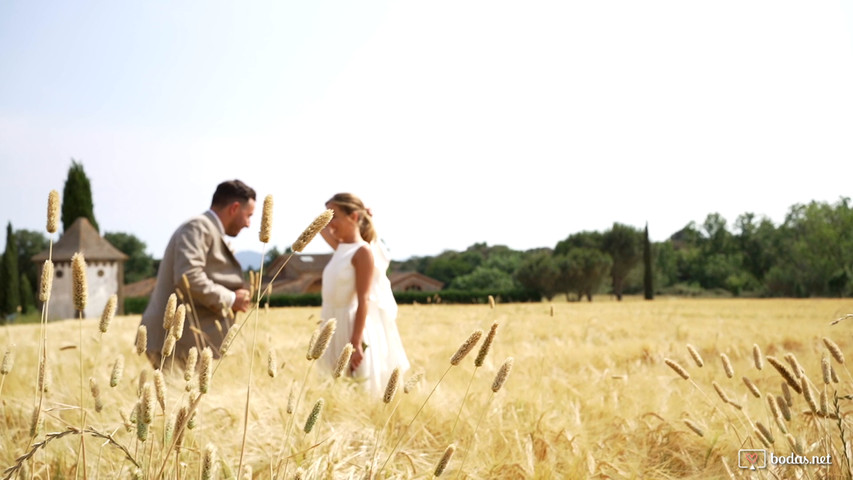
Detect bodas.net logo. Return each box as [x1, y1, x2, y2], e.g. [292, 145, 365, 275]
[738, 449, 767, 469]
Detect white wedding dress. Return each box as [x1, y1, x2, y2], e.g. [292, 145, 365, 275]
[319, 239, 410, 395]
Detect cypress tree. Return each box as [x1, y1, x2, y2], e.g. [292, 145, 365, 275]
[2, 222, 21, 316]
[643, 223, 654, 300]
[20, 275, 33, 314]
[61, 159, 99, 232]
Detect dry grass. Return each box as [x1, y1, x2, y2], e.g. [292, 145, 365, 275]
[1, 297, 853, 478]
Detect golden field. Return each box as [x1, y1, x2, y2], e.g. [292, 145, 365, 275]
[2, 297, 853, 479]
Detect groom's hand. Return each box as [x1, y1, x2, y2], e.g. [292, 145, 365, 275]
[232, 288, 252, 313]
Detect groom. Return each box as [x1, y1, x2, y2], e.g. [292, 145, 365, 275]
[140, 179, 256, 368]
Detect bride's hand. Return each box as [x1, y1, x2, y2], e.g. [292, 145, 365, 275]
[350, 343, 364, 371]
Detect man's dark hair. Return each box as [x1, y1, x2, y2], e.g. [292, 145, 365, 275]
[211, 180, 256, 208]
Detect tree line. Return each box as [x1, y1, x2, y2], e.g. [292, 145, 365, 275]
[393, 196, 853, 301]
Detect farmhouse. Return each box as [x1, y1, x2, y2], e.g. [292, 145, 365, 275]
[32, 217, 128, 321]
[264, 253, 443, 294]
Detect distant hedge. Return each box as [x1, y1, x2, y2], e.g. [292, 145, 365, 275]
[124, 288, 540, 314]
[125, 296, 149, 315]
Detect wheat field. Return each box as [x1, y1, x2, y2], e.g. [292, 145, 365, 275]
[2, 297, 853, 479]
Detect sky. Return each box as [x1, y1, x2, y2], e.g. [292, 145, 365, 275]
[2, 1, 853, 262]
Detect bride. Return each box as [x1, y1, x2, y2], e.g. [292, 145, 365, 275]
[318, 193, 410, 395]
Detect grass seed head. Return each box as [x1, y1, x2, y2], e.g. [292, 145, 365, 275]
[383, 367, 400, 404]
[71, 252, 88, 312]
[742, 377, 761, 398]
[784, 352, 805, 379]
[185, 346, 198, 382]
[756, 421, 774, 444]
[720, 353, 734, 378]
[202, 444, 217, 480]
[776, 395, 792, 421]
[162, 334, 176, 358]
[333, 343, 353, 379]
[683, 419, 704, 437]
[137, 369, 148, 397]
[686, 344, 704, 367]
[39, 260, 53, 303]
[451, 329, 483, 366]
[434, 443, 456, 477]
[752, 344, 763, 370]
[110, 355, 124, 387]
[163, 293, 177, 330]
[200, 347, 213, 394]
[141, 382, 155, 424]
[306, 327, 320, 361]
[260, 194, 273, 243]
[47, 190, 59, 234]
[492, 357, 514, 392]
[712, 381, 731, 404]
[822, 356, 831, 384]
[292, 209, 334, 252]
[404, 370, 424, 393]
[99, 294, 117, 333]
[287, 380, 297, 414]
[219, 325, 240, 356]
[310, 319, 337, 360]
[822, 337, 845, 364]
[766, 356, 802, 394]
[267, 348, 278, 378]
[154, 370, 167, 411]
[475, 322, 498, 367]
[90, 377, 104, 412]
[38, 360, 46, 393]
[136, 326, 147, 355]
[304, 398, 324, 434]
[664, 358, 690, 380]
[171, 304, 186, 340]
[1, 347, 13, 375]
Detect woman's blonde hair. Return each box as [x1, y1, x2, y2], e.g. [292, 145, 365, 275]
[326, 193, 376, 243]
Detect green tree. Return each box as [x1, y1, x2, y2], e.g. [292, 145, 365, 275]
[515, 250, 560, 300]
[424, 251, 480, 286]
[769, 199, 853, 297]
[15, 229, 49, 299]
[643, 224, 653, 300]
[735, 213, 777, 283]
[62, 159, 99, 232]
[602, 223, 641, 301]
[554, 231, 603, 256]
[19, 275, 34, 314]
[1, 223, 20, 316]
[449, 266, 516, 291]
[556, 248, 611, 301]
[104, 232, 155, 284]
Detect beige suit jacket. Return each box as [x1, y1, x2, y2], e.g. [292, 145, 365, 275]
[140, 210, 245, 361]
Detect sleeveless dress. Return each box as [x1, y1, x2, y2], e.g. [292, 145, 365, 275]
[319, 240, 410, 395]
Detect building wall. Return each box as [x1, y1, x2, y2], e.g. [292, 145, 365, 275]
[45, 261, 121, 321]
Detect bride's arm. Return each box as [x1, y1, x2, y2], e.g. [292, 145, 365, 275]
[349, 244, 375, 370]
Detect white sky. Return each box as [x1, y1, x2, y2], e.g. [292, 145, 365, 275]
[2, 1, 853, 261]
